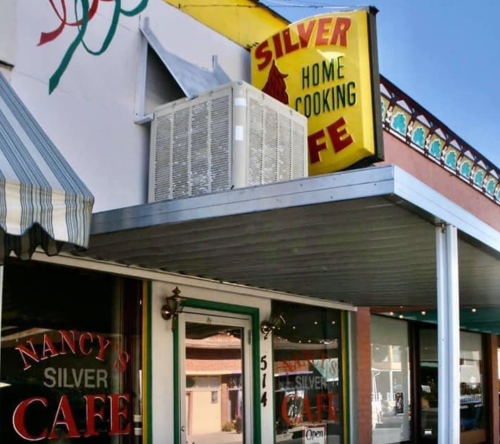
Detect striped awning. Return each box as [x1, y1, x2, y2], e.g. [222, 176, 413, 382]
[0, 72, 94, 262]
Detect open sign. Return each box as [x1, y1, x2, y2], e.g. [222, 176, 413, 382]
[304, 424, 326, 444]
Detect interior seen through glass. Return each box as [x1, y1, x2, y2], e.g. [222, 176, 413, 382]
[419, 328, 485, 444]
[371, 315, 411, 444]
[184, 322, 244, 444]
[0, 260, 143, 444]
[272, 301, 343, 444]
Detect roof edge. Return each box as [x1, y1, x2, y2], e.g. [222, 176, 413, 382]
[393, 165, 500, 254]
[91, 165, 396, 234]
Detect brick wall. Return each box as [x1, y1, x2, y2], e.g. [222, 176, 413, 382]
[355, 308, 372, 443]
[485, 335, 499, 444]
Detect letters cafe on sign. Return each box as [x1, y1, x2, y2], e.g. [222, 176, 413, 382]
[252, 9, 383, 174]
[2, 3, 500, 444]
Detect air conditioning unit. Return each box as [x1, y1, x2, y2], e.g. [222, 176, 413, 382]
[149, 81, 308, 202]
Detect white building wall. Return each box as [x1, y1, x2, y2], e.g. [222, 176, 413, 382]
[9, 0, 250, 211]
[0, 0, 16, 66]
[151, 280, 273, 444]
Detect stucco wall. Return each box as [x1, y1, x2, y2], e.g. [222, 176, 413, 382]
[9, 0, 249, 212]
[151, 280, 273, 444]
[0, 0, 16, 66]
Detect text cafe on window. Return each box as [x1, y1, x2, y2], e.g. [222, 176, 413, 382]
[1, 3, 500, 444]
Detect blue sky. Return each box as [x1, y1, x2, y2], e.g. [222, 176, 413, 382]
[263, 0, 500, 167]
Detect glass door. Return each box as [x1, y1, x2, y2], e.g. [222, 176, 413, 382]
[178, 311, 253, 444]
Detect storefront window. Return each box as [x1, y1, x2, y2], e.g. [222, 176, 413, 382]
[498, 342, 500, 438]
[419, 328, 438, 442]
[0, 260, 143, 443]
[272, 301, 344, 444]
[460, 332, 485, 444]
[418, 328, 486, 443]
[371, 316, 411, 444]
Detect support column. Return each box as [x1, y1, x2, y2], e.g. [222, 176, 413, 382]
[436, 224, 460, 444]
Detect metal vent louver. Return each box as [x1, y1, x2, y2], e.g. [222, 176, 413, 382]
[149, 81, 307, 202]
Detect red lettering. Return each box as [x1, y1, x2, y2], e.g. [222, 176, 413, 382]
[109, 394, 131, 435]
[327, 117, 354, 153]
[283, 29, 299, 54]
[320, 353, 328, 369]
[315, 17, 333, 46]
[297, 20, 315, 48]
[13, 397, 48, 441]
[49, 395, 80, 439]
[256, 41, 273, 71]
[41, 334, 59, 360]
[327, 393, 338, 421]
[84, 395, 106, 437]
[96, 335, 111, 362]
[59, 330, 77, 355]
[294, 353, 304, 371]
[281, 392, 336, 426]
[282, 359, 296, 373]
[308, 130, 328, 164]
[79, 332, 94, 356]
[272, 33, 284, 59]
[14, 393, 133, 439]
[15, 340, 40, 371]
[114, 351, 130, 374]
[301, 393, 313, 422]
[316, 393, 328, 422]
[281, 394, 296, 425]
[301, 350, 317, 366]
[331, 17, 351, 47]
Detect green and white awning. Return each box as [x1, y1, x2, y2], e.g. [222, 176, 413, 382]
[0, 72, 94, 262]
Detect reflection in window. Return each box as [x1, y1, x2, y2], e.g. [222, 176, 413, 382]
[460, 332, 485, 444]
[371, 316, 411, 444]
[272, 301, 343, 444]
[418, 328, 486, 444]
[0, 260, 143, 444]
[419, 328, 438, 441]
[184, 323, 244, 443]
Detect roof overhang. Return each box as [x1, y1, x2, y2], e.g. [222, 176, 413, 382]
[81, 165, 500, 308]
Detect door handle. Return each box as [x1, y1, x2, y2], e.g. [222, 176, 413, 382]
[181, 425, 186, 432]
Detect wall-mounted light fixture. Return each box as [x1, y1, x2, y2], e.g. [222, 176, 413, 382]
[161, 287, 184, 330]
[260, 314, 286, 340]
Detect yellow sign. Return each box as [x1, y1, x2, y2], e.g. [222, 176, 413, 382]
[251, 9, 383, 175]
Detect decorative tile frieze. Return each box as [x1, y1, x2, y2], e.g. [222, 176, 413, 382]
[380, 76, 499, 205]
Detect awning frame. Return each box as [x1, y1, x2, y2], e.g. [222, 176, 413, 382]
[91, 164, 500, 256]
